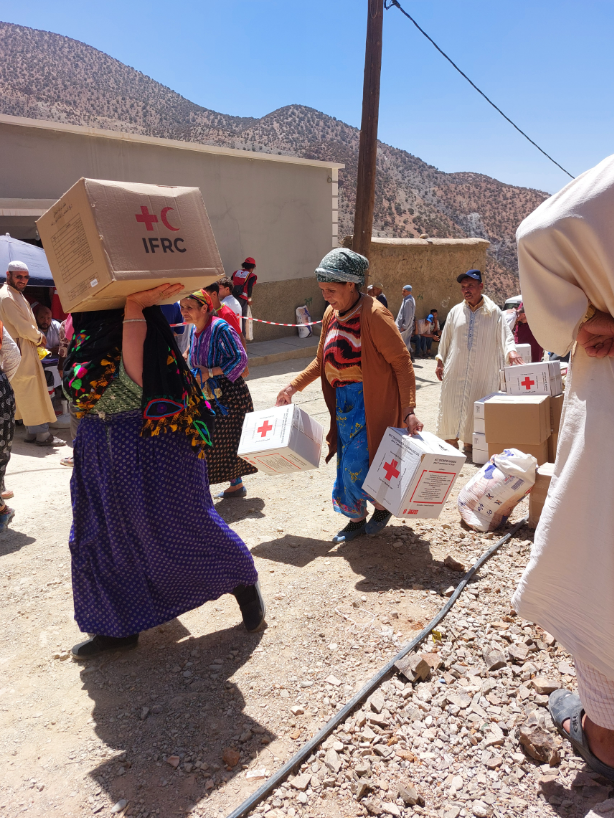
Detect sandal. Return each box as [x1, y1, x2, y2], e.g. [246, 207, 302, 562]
[549, 689, 614, 781]
[36, 434, 65, 447]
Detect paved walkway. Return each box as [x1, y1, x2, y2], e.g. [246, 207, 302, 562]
[247, 334, 319, 368]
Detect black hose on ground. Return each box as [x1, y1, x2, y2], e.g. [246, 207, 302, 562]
[227, 515, 529, 818]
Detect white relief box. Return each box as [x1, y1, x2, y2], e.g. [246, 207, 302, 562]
[503, 362, 563, 397]
[238, 404, 323, 475]
[362, 429, 466, 519]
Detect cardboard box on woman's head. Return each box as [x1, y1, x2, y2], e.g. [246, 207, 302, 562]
[37, 178, 224, 312]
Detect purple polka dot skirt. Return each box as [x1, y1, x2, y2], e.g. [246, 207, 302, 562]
[70, 410, 258, 638]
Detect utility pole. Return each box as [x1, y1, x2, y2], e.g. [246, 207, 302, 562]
[353, 0, 384, 286]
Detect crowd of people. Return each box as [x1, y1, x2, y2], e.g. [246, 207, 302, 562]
[5, 191, 614, 783]
[4, 246, 529, 654]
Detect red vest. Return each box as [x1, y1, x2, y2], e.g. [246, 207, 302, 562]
[232, 269, 256, 300]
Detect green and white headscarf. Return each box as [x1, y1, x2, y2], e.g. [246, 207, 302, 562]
[315, 248, 368, 286]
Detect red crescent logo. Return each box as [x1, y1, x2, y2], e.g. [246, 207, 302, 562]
[160, 206, 180, 231]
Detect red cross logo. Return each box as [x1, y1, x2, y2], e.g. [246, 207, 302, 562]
[257, 420, 273, 438]
[383, 458, 400, 481]
[135, 205, 159, 231]
[521, 376, 535, 391]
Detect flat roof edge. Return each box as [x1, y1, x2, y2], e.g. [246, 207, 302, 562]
[369, 237, 491, 247]
[0, 114, 345, 171]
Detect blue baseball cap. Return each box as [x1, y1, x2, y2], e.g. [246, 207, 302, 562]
[457, 269, 482, 284]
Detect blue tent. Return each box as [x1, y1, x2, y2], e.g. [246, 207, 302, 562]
[0, 234, 55, 287]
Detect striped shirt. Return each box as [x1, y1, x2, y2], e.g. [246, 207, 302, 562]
[323, 299, 362, 387]
[189, 316, 247, 382]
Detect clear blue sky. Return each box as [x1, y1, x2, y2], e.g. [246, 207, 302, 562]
[1, 0, 611, 194]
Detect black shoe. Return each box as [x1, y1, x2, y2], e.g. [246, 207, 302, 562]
[332, 519, 367, 543]
[364, 508, 392, 535]
[233, 581, 266, 632]
[71, 633, 139, 659]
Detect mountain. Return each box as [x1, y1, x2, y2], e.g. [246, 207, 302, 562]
[0, 21, 548, 300]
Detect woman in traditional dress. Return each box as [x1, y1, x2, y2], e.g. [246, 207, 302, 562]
[276, 249, 423, 543]
[180, 288, 257, 499]
[514, 301, 543, 363]
[0, 321, 20, 521]
[66, 284, 265, 659]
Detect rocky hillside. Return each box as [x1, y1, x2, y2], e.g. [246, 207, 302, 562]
[0, 21, 548, 300]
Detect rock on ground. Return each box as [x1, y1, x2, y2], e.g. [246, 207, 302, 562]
[0, 359, 603, 818]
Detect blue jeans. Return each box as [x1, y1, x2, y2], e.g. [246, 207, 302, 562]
[26, 423, 49, 441]
[412, 335, 426, 355]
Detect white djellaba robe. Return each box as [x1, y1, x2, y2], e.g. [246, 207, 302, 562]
[512, 154, 614, 680]
[0, 284, 56, 427]
[436, 295, 516, 443]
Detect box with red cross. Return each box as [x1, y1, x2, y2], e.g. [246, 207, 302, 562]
[503, 361, 563, 397]
[238, 404, 324, 475]
[362, 429, 466, 519]
[37, 178, 224, 312]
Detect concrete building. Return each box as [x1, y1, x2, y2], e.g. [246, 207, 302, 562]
[0, 114, 342, 340]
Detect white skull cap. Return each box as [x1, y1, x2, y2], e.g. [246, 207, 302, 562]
[7, 260, 29, 272]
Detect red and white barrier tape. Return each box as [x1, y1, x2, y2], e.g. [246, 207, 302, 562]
[171, 317, 322, 328]
[247, 317, 322, 327]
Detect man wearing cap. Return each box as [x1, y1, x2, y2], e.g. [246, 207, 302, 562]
[396, 284, 416, 359]
[0, 262, 61, 446]
[232, 257, 257, 335]
[435, 269, 521, 453]
[367, 283, 388, 309]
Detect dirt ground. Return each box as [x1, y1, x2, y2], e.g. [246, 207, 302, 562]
[0, 358, 547, 818]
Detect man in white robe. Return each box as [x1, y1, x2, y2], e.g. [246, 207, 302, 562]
[512, 155, 614, 777]
[0, 261, 61, 446]
[435, 269, 520, 450]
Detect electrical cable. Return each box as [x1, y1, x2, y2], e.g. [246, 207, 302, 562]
[227, 514, 529, 818]
[384, 0, 574, 180]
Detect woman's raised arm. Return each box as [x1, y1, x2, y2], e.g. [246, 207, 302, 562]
[123, 283, 183, 386]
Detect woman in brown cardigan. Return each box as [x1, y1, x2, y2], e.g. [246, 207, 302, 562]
[276, 249, 423, 543]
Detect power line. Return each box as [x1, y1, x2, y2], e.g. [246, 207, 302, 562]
[384, 0, 574, 180]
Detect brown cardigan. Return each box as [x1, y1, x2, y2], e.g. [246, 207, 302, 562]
[291, 295, 416, 465]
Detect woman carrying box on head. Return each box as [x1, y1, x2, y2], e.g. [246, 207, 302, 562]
[180, 288, 257, 499]
[67, 284, 265, 659]
[276, 249, 424, 543]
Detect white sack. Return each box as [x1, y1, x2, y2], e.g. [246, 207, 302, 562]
[458, 448, 537, 532]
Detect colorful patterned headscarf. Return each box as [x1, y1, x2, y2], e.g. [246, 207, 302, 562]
[315, 248, 369, 286]
[187, 289, 213, 309]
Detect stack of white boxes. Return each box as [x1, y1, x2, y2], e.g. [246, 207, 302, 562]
[472, 392, 503, 465]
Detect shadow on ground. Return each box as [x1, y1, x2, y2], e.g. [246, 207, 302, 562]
[250, 528, 472, 596]
[11, 426, 71, 459]
[212, 496, 266, 524]
[80, 621, 272, 817]
[0, 529, 36, 557]
[538, 768, 613, 817]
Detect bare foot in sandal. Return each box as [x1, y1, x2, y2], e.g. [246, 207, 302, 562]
[562, 713, 614, 769]
[550, 689, 614, 779]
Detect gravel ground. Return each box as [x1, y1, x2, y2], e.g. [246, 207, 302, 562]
[0, 358, 608, 818]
